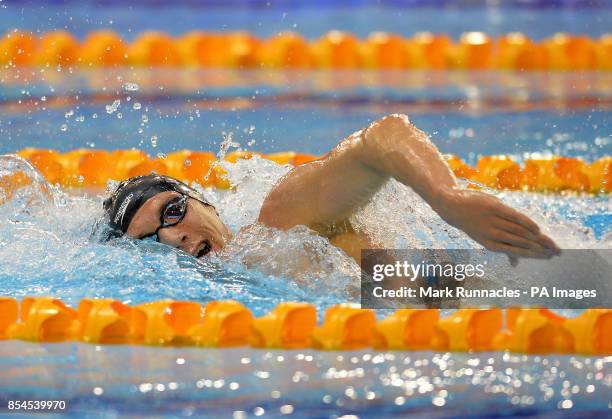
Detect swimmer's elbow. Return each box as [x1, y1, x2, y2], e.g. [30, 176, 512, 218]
[360, 113, 420, 167]
[373, 114, 413, 132]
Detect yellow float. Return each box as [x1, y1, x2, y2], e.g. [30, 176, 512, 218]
[1, 297, 609, 355]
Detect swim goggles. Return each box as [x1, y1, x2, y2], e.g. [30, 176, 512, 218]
[140, 193, 190, 242]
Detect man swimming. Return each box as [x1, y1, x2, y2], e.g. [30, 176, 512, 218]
[103, 114, 560, 263]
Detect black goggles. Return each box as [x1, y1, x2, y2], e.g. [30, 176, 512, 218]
[140, 193, 211, 242]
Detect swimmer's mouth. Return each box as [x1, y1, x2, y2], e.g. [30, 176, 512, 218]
[195, 240, 212, 259]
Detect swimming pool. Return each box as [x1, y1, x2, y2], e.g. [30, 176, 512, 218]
[0, 66, 610, 416]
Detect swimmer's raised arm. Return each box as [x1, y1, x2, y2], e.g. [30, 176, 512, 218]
[258, 114, 560, 260]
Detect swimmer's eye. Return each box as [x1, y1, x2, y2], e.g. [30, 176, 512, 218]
[161, 195, 188, 226]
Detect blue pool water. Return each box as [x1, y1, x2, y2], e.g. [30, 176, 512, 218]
[1, 1, 611, 40]
[1, 71, 610, 162]
[1, 341, 610, 418]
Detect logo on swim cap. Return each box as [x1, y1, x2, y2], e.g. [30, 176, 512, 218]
[114, 192, 134, 227]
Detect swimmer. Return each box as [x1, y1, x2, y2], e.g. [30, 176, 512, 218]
[103, 114, 560, 263]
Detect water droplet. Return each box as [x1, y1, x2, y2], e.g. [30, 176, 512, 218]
[106, 99, 121, 114]
[123, 82, 139, 92]
[150, 135, 158, 147]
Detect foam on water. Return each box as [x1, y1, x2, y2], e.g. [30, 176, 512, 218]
[0, 154, 610, 314]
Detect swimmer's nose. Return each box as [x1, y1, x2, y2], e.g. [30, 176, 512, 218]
[162, 230, 198, 256]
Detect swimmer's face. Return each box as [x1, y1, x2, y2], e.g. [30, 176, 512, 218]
[126, 191, 232, 258]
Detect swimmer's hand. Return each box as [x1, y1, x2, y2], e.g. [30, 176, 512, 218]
[435, 188, 561, 260]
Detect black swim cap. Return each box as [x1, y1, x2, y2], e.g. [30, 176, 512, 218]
[103, 174, 213, 235]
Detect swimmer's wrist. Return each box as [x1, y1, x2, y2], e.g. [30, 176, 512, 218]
[430, 187, 460, 220]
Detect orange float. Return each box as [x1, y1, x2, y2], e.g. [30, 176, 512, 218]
[447, 155, 477, 179]
[128, 31, 181, 67]
[492, 308, 574, 354]
[6, 297, 80, 342]
[250, 302, 317, 349]
[258, 32, 312, 68]
[553, 156, 590, 192]
[78, 150, 113, 186]
[0, 297, 18, 339]
[565, 35, 596, 70]
[79, 30, 127, 67]
[522, 157, 566, 192]
[227, 31, 261, 68]
[495, 33, 548, 71]
[587, 157, 612, 193]
[137, 300, 204, 345]
[454, 32, 494, 69]
[57, 148, 90, 186]
[564, 309, 612, 355]
[78, 298, 146, 344]
[8, 148, 612, 194]
[128, 158, 168, 178]
[311, 31, 362, 69]
[292, 153, 319, 165]
[190, 300, 253, 347]
[474, 155, 522, 190]
[26, 149, 65, 185]
[264, 151, 296, 165]
[1, 30, 611, 70]
[163, 150, 192, 181]
[0, 30, 37, 66]
[362, 32, 412, 69]
[177, 31, 228, 67]
[183, 151, 216, 186]
[109, 149, 149, 180]
[543, 33, 596, 71]
[411, 32, 452, 69]
[0, 296, 609, 355]
[211, 165, 231, 189]
[431, 308, 503, 352]
[595, 34, 612, 70]
[373, 309, 439, 350]
[177, 31, 260, 68]
[36, 30, 79, 67]
[310, 304, 376, 350]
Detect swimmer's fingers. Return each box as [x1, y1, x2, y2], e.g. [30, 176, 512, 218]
[494, 204, 541, 235]
[492, 218, 560, 253]
[486, 229, 547, 253]
[481, 239, 554, 260]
